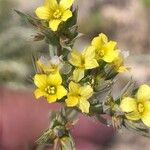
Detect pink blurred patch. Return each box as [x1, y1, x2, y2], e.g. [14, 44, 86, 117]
[0, 87, 114, 150]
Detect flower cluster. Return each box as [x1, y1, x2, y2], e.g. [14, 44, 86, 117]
[16, 0, 150, 149]
[33, 32, 127, 113]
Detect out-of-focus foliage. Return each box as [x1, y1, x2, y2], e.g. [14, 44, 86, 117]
[0, 0, 46, 89]
[143, 0, 150, 7]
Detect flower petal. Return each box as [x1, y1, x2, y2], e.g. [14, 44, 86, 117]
[69, 50, 82, 67]
[102, 51, 118, 63]
[69, 81, 80, 94]
[60, 0, 74, 10]
[61, 9, 72, 21]
[125, 111, 141, 121]
[80, 85, 93, 99]
[35, 6, 50, 20]
[47, 94, 57, 103]
[91, 33, 108, 49]
[65, 96, 79, 107]
[34, 74, 47, 88]
[44, 0, 58, 9]
[143, 101, 150, 111]
[141, 110, 150, 127]
[120, 97, 137, 113]
[34, 89, 44, 99]
[73, 68, 84, 82]
[49, 19, 61, 31]
[79, 98, 90, 113]
[137, 84, 150, 100]
[57, 85, 67, 99]
[48, 73, 62, 85]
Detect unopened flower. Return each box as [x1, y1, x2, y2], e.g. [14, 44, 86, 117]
[34, 72, 67, 103]
[65, 81, 93, 113]
[120, 84, 150, 127]
[91, 33, 119, 63]
[69, 46, 99, 82]
[35, 0, 74, 31]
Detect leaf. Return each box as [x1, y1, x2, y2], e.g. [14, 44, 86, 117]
[124, 120, 150, 138]
[15, 10, 41, 27]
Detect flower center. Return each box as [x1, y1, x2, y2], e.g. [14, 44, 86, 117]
[138, 103, 144, 113]
[97, 49, 104, 57]
[53, 9, 62, 19]
[45, 85, 56, 95]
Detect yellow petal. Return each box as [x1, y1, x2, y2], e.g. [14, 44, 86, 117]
[79, 98, 90, 113]
[49, 19, 61, 31]
[56, 85, 67, 99]
[83, 46, 95, 59]
[91, 33, 108, 49]
[85, 59, 99, 69]
[47, 94, 57, 103]
[48, 73, 62, 85]
[103, 50, 118, 63]
[125, 111, 141, 121]
[80, 85, 93, 99]
[69, 81, 80, 94]
[105, 41, 117, 52]
[141, 110, 150, 127]
[60, 0, 74, 10]
[137, 84, 150, 100]
[34, 89, 44, 99]
[117, 66, 127, 73]
[83, 46, 99, 69]
[34, 74, 47, 88]
[35, 6, 51, 20]
[73, 68, 84, 82]
[65, 96, 79, 107]
[44, 0, 58, 9]
[69, 50, 82, 67]
[61, 9, 72, 21]
[120, 97, 137, 113]
[143, 101, 150, 111]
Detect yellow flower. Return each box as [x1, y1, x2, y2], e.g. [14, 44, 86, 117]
[111, 55, 128, 73]
[120, 84, 150, 127]
[37, 56, 61, 73]
[35, 0, 74, 31]
[65, 81, 93, 113]
[69, 46, 99, 82]
[34, 72, 67, 103]
[91, 33, 119, 63]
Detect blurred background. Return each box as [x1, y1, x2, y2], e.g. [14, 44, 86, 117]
[0, 0, 150, 149]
